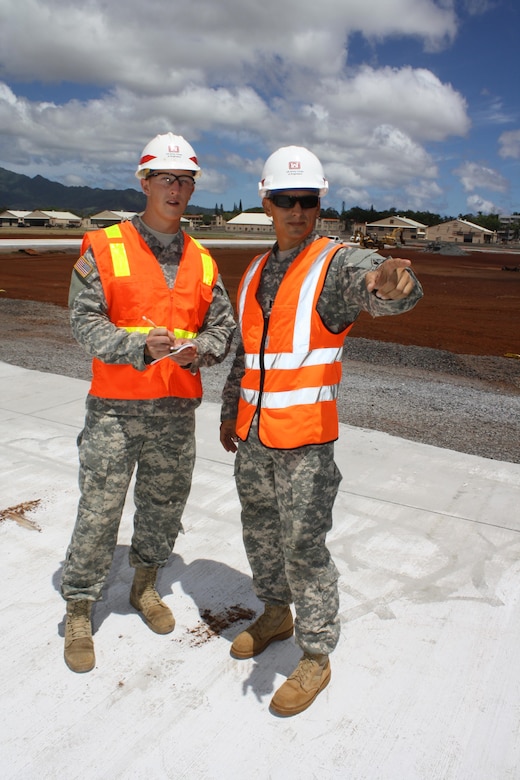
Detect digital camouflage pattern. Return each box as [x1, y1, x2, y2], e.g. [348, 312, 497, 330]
[235, 418, 342, 655]
[61, 405, 196, 600]
[221, 234, 424, 655]
[61, 216, 235, 602]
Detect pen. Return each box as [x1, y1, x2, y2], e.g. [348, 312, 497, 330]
[143, 315, 179, 355]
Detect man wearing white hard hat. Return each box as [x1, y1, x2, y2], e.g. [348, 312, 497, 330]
[61, 133, 235, 673]
[220, 146, 423, 716]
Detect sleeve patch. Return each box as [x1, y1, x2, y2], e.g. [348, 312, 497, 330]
[74, 254, 94, 279]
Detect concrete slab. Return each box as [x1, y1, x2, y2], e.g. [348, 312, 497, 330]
[1, 362, 519, 779]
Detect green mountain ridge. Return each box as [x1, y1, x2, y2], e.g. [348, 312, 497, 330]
[0, 167, 213, 215]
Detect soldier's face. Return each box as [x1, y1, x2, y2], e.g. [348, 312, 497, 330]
[141, 169, 195, 226]
[263, 190, 320, 251]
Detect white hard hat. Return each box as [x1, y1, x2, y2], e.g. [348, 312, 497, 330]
[135, 132, 201, 179]
[258, 146, 328, 198]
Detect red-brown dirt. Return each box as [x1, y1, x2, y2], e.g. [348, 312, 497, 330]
[1, 241, 519, 358]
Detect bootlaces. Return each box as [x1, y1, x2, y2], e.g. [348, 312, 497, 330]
[67, 604, 91, 639]
[139, 585, 163, 610]
[290, 656, 326, 684]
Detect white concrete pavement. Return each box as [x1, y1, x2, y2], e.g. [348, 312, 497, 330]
[1, 360, 520, 780]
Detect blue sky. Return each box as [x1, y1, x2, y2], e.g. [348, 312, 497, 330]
[0, 0, 518, 216]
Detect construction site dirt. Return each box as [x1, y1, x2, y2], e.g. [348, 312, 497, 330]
[1, 241, 519, 358]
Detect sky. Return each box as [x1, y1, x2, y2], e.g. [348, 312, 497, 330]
[0, 0, 519, 217]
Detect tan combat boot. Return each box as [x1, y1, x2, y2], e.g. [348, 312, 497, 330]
[230, 604, 293, 659]
[130, 566, 175, 634]
[64, 600, 95, 673]
[270, 653, 331, 716]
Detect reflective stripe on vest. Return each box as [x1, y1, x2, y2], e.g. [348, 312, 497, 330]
[82, 222, 217, 400]
[188, 236, 217, 287]
[99, 224, 206, 340]
[236, 238, 352, 448]
[241, 382, 339, 408]
[104, 223, 131, 276]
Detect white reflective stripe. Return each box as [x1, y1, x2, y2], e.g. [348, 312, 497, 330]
[241, 384, 339, 408]
[241, 387, 259, 405]
[245, 346, 342, 371]
[293, 244, 335, 351]
[244, 353, 261, 370]
[238, 253, 268, 325]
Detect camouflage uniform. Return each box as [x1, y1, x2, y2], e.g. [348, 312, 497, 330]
[221, 235, 423, 655]
[61, 216, 236, 601]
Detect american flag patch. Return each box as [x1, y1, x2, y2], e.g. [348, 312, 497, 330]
[74, 254, 93, 278]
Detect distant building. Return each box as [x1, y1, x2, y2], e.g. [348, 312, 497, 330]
[317, 217, 343, 236]
[425, 219, 497, 245]
[29, 210, 82, 227]
[0, 209, 32, 227]
[364, 216, 427, 242]
[498, 214, 520, 242]
[88, 210, 192, 229]
[89, 210, 139, 227]
[225, 212, 274, 234]
[0, 209, 82, 228]
[185, 214, 206, 230]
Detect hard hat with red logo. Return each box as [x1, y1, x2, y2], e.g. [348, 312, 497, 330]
[258, 146, 328, 198]
[135, 133, 201, 179]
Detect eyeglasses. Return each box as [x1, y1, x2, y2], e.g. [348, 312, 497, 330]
[147, 173, 195, 188]
[269, 193, 320, 209]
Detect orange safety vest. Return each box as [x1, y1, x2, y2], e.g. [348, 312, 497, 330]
[236, 238, 354, 448]
[82, 222, 217, 400]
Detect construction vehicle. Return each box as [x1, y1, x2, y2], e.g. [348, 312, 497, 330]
[351, 230, 383, 250]
[380, 227, 404, 247]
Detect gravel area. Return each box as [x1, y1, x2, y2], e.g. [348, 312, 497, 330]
[2, 298, 519, 464]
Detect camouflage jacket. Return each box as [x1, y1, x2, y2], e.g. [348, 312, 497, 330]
[220, 234, 423, 421]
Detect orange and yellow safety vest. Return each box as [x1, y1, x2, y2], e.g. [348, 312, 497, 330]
[82, 222, 217, 400]
[236, 238, 353, 448]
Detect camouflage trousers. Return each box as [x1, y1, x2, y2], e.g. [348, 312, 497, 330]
[235, 418, 342, 656]
[61, 405, 196, 601]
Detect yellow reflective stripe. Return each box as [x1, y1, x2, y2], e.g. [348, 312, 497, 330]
[201, 252, 214, 285]
[102, 225, 129, 276]
[188, 237, 214, 285]
[105, 224, 122, 238]
[123, 326, 197, 338]
[109, 242, 130, 276]
[173, 328, 197, 339]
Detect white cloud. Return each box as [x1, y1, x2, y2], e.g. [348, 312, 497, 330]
[499, 129, 520, 159]
[463, 0, 495, 16]
[1, 0, 457, 89]
[0, 0, 483, 211]
[466, 193, 498, 214]
[196, 168, 230, 194]
[454, 161, 508, 192]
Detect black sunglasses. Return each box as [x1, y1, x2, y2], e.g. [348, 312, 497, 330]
[269, 193, 320, 209]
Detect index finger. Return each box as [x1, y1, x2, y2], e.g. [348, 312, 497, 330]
[366, 257, 412, 292]
[381, 257, 412, 271]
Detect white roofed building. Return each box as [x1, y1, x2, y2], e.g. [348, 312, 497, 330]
[225, 212, 274, 234]
[10, 210, 82, 228]
[89, 210, 140, 227]
[364, 215, 427, 242]
[426, 219, 497, 245]
[0, 209, 32, 226]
